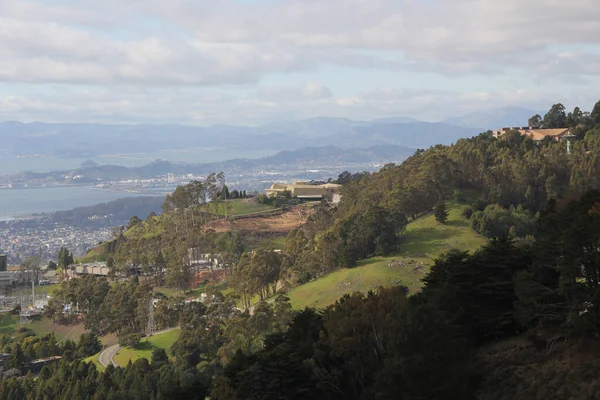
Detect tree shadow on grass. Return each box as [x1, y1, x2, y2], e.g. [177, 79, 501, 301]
[133, 341, 153, 351]
[405, 227, 456, 243]
[445, 219, 470, 228]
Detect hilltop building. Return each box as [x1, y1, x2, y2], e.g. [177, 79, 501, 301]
[492, 127, 573, 142]
[265, 181, 342, 203]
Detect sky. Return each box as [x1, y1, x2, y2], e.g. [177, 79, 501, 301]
[0, 0, 599, 125]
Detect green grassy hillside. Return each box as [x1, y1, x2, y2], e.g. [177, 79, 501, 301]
[83, 352, 105, 371]
[208, 199, 277, 216]
[0, 314, 89, 342]
[113, 328, 180, 366]
[288, 202, 485, 309]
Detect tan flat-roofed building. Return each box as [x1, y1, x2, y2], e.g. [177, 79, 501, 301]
[265, 181, 343, 203]
[492, 127, 572, 142]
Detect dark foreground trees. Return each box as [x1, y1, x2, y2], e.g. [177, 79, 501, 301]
[4, 190, 600, 399]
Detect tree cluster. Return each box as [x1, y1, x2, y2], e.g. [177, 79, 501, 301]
[0, 330, 100, 373]
[470, 203, 536, 238]
[211, 190, 600, 399]
[45, 277, 159, 342]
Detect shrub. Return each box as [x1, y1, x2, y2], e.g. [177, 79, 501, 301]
[453, 189, 467, 204]
[470, 204, 536, 238]
[118, 333, 142, 348]
[472, 197, 488, 212]
[462, 206, 473, 220]
[434, 202, 449, 224]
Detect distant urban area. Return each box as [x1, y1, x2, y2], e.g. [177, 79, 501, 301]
[0, 153, 396, 264]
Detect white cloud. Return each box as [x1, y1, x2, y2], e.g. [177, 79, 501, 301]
[0, 85, 564, 125]
[0, 0, 599, 123]
[1, 0, 598, 86]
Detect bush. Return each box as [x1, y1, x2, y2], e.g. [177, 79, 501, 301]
[470, 204, 536, 238]
[462, 206, 473, 220]
[76, 333, 102, 358]
[472, 197, 488, 212]
[151, 348, 169, 365]
[118, 333, 142, 347]
[434, 202, 449, 224]
[453, 189, 467, 204]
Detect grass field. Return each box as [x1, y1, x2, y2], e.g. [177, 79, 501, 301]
[244, 234, 287, 251]
[0, 314, 17, 335]
[0, 313, 91, 344]
[256, 235, 287, 249]
[28, 318, 88, 341]
[288, 202, 486, 309]
[84, 352, 105, 371]
[154, 287, 182, 297]
[113, 328, 180, 366]
[78, 246, 108, 263]
[31, 283, 59, 296]
[155, 280, 230, 299]
[203, 199, 276, 217]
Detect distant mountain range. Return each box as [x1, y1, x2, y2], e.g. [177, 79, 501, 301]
[0, 107, 540, 173]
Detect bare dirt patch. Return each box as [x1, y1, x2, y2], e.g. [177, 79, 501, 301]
[207, 206, 309, 235]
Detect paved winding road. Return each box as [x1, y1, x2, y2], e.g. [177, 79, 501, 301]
[98, 344, 120, 368]
[97, 327, 179, 368]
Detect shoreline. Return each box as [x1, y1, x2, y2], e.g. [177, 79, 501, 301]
[0, 186, 165, 222]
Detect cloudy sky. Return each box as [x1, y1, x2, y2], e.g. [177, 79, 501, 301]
[1, 0, 599, 125]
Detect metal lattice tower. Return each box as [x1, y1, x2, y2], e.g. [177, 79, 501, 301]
[146, 299, 157, 337]
[19, 282, 39, 324]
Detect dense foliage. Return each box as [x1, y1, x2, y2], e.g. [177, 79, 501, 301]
[4, 101, 600, 399]
[280, 102, 600, 284]
[5, 190, 600, 399]
[213, 190, 600, 400]
[0, 329, 100, 372]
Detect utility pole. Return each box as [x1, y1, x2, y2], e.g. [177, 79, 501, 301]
[146, 298, 157, 337]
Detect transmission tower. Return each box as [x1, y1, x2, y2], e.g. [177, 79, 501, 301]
[146, 299, 157, 337]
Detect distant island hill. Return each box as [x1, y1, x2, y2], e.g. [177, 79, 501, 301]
[265, 181, 343, 203]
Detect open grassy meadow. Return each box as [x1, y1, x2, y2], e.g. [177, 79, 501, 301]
[0, 314, 17, 336]
[245, 234, 287, 250]
[30, 283, 60, 296]
[288, 202, 486, 309]
[204, 199, 277, 217]
[114, 328, 180, 366]
[0, 313, 90, 342]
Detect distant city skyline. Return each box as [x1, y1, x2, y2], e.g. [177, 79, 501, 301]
[0, 0, 599, 125]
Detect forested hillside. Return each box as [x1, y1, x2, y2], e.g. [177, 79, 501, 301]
[3, 101, 600, 399]
[279, 102, 600, 287]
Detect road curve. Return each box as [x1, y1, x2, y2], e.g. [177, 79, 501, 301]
[97, 328, 178, 368]
[98, 344, 120, 368]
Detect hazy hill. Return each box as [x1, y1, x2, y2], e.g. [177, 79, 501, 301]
[0, 117, 477, 158]
[4, 145, 416, 182]
[442, 106, 541, 130]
